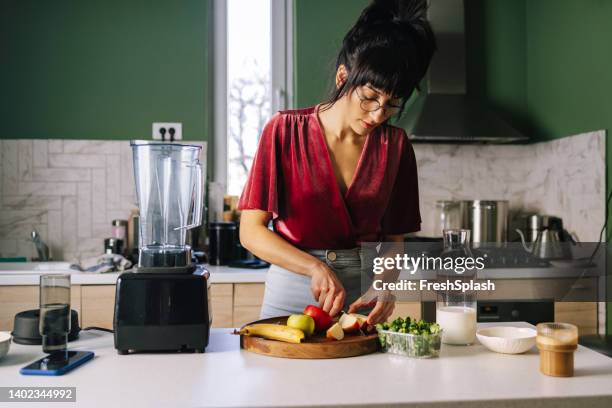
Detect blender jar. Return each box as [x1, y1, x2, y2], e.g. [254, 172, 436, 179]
[131, 141, 204, 268]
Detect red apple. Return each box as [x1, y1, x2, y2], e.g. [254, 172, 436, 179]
[303, 305, 333, 331]
[350, 313, 369, 329]
[326, 322, 344, 341]
[339, 313, 360, 333]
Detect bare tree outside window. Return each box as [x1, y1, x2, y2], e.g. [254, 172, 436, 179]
[228, 59, 270, 194]
[227, 0, 272, 195]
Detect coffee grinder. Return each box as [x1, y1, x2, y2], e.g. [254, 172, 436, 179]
[114, 141, 211, 354]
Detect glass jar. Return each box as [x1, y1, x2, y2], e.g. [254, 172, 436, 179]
[39, 274, 71, 353]
[536, 322, 578, 377]
[111, 219, 128, 241]
[434, 201, 464, 237]
[436, 229, 477, 345]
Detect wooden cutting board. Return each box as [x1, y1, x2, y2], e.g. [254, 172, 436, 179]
[239, 316, 380, 359]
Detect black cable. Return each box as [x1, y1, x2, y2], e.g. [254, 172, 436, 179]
[82, 326, 114, 333]
[160, 127, 166, 142]
[169, 127, 175, 142]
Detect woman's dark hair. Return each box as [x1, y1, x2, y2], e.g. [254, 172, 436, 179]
[322, 0, 436, 118]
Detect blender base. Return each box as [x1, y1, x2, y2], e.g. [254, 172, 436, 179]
[113, 270, 210, 354]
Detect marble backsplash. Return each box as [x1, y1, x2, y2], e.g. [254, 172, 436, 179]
[413, 130, 606, 241]
[0, 131, 605, 260]
[0, 140, 206, 262]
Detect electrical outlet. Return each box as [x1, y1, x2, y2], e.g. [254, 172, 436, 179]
[152, 122, 182, 140]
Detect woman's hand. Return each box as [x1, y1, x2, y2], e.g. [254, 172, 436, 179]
[348, 288, 395, 325]
[310, 262, 346, 317]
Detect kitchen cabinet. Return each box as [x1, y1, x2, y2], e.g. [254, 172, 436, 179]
[0, 283, 262, 331]
[0, 286, 38, 331]
[0, 285, 81, 331]
[81, 286, 115, 330]
[71, 285, 82, 324]
[233, 283, 265, 327]
[210, 283, 233, 328]
[0, 283, 597, 335]
[555, 302, 598, 336]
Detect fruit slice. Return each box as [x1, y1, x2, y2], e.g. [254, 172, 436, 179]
[339, 313, 360, 333]
[350, 313, 369, 329]
[303, 305, 333, 331]
[326, 322, 344, 341]
[239, 324, 304, 344]
[287, 314, 315, 336]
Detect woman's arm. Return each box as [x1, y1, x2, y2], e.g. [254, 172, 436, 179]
[240, 209, 347, 316]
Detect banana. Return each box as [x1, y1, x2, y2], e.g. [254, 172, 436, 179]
[240, 324, 304, 344]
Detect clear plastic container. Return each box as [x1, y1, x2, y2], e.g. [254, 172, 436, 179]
[378, 329, 443, 358]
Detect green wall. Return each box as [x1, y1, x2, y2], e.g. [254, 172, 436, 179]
[293, 0, 370, 108]
[524, 0, 612, 334]
[465, 0, 528, 135]
[0, 0, 211, 141]
[526, 0, 612, 141]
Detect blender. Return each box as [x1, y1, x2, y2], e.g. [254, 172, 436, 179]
[113, 141, 211, 354]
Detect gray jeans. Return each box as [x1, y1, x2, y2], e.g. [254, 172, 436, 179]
[259, 247, 374, 319]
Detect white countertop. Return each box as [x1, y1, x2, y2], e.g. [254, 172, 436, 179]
[0, 264, 267, 285]
[0, 322, 611, 408]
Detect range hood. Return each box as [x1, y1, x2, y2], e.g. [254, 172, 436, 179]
[408, 0, 528, 143]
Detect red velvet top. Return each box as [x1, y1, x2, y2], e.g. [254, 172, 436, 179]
[237, 106, 421, 250]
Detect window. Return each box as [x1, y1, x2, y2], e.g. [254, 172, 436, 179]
[213, 0, 293, 195]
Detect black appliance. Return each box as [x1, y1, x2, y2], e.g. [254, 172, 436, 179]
[113, 140, 210, 355]
[114, 267, 210, 354]
[208, 221, 237, 265]
[12, 309, 80, 345]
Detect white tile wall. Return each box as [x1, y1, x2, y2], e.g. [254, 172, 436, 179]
[413, 130, 606, 241]
[0, 139, 207, 262]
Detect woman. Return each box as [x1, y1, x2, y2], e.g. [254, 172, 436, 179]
[238, 0, 435, 324]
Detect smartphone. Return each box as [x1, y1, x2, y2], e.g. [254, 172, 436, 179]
[20, 351, 94, 376]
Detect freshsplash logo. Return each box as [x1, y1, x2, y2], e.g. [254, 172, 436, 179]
[372, 253, 486, 275]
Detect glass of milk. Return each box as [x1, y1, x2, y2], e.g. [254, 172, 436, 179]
[436, 298, 477, 345]
[435, 229, 477, 345]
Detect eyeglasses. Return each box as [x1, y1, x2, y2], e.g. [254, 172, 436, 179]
[355, 88, 402, 116]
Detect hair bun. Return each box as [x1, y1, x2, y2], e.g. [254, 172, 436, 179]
[361, 0, 429, 26]
[346, 0, 433, 52]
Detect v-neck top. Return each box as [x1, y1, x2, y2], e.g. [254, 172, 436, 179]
[237, 106, 421, 250]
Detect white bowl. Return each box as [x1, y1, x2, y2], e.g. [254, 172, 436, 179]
[0, 331, 11, 359]
[476, 326, 536, 354]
